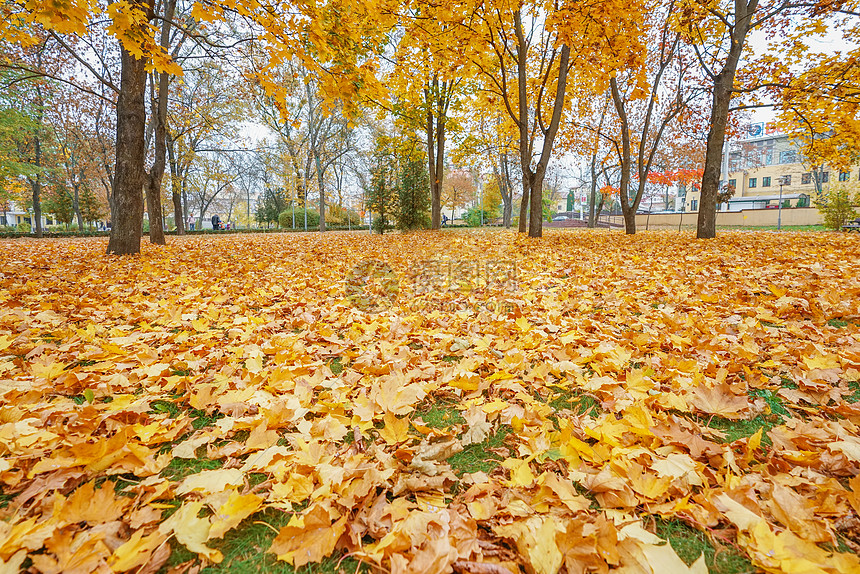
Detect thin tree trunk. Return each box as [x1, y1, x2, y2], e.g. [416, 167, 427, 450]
[31, 138, 43, 237]
[143, 0, 173, 245]
[107, 44, 148, 255]
[316, 151, 326, 232]
[73, 181, 83, 230]
[167, 134, 184, 234]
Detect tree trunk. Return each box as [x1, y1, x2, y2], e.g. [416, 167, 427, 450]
[316, 150, 326, 232]
[499, 152, 513, 227]
[31, 137, 43, 237]
[107, 45, 147, 255]
[588, 155, 599, 228]
[426, 90, 440, 230]
[73, 181, 84, 230]
[528, 172, 545, 238]
[697, 76, 733, 239]
[610, 77, 636, 235]
[518, 185, 529, 232]
[696, 0, 756, 239]
[143, 0, 173, 245]
[167, 134, 184, 234]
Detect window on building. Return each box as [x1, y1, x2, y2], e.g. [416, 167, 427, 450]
[782, 175, 791, 186]
[728, 178, 737, 189]
[749, 177, 757, 188]
[839, 171, 850, 182]
[728, 152, 741, 171]
[779, 151, 795, 164]
[762, 176, 771, 187]
[691, 199, 698, 211]
[801, 172, 811, 184]
[821, 171, 829, 183]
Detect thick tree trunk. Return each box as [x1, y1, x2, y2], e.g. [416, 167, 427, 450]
[696, 0, 756, 238]
[518, 184, 530, 233]
[697, 77, 733, 239]
[107, 46, 147, 255]
[528, 171, 545, 238]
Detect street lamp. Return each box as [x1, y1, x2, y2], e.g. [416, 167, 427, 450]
[777, 175, 787, 231]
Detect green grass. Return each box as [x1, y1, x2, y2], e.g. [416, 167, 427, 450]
[160, 455, 223, 481]
[547, 386, 601, 416]
[190, 408, 226, 430]
[163, 508, 366, 574]
[328, 357, 344, 375]
[655, 518, 755, 574]
[749, 388, 790, 417]
[150, 399, 182, 418]
[705, 414, 779, 445]
[448, 426, 510, 475]
[847, 382, 860, 404]
[828, 318, 850, 328]
[0, 488, 14, 509]
[416, 402, 466, 428]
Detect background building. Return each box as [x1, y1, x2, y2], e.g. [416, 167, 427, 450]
[682, 128, 859, 213]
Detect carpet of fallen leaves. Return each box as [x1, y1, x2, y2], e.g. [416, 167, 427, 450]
[2, 229, 860, 574]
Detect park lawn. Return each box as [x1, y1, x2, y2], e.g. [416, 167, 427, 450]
[1, 229, 859, 574]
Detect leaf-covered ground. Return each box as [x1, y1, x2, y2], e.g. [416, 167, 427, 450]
[1, 229, 860, 574]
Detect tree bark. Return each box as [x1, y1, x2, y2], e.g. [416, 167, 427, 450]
[697, 76, 733, 239]
[143, 0, 174, 245]
[31, 136, 43, 237]
[500, 152, 513, 227]
[426, 98, 438, 228]
[315, 150, 326, 232]
[107, 45, 147, 255]
[167, 134, 184, 234]
[73, 180, 84, 230]
[511, 10, 570, 238]
[425, 78, 448, 230]
[696, 0, 758, 239]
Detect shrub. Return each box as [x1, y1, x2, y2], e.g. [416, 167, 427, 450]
[814, 186, 860, 230]
[279, 208, 319, 229]
[16, 222, 30, 233]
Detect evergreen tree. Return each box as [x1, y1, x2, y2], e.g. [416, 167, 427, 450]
[79, 185, 104, 229]
[368, 136, 398, 234]
[396, 152, 430, 230]
[255, 187, 288, 227]
[43, 184, 74, 228]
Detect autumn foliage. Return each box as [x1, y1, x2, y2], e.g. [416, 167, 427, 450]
[1, 231, 859, 572]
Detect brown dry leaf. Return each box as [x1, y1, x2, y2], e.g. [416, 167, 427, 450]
[269, 505, 347, 566]
[452, 560, 516, 574]
[687, 383, 750, 419]
[3, 232, 860, 573]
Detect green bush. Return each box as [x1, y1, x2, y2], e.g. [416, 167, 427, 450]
[16, 222, 30, 233]
[814, 186, 860, 230]
[279, 208, 319, 229]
